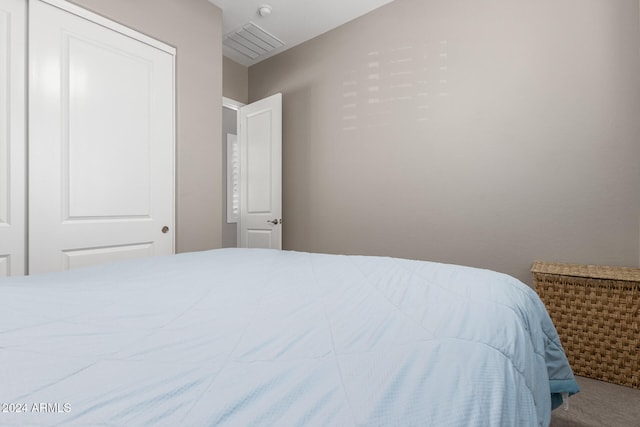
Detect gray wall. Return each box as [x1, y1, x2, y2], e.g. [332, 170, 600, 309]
[72, 0, 223, 253]
[249, 0, 640, 284]
[223, 57, 249, 104]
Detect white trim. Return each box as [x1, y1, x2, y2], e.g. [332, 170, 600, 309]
[223, 96, 245, 111]
[170, 48, 177, 254]
[0, 0, 27, 275]
[36, 0, 176, 54]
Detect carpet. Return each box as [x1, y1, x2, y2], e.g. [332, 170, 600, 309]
[550, 376, 640, 427]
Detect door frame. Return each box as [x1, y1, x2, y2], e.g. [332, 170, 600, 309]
[223, 97, 245, 111]
[0, 0, 26, 276]
[40, 0, 172, 53]
[222, 97, 245, 247]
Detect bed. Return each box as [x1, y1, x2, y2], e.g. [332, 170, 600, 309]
[0, 248, 578, 426]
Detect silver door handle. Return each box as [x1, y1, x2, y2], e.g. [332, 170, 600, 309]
[267, 219, 282, 225]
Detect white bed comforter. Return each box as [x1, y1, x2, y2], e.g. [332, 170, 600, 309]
[0, 249, 578, 426]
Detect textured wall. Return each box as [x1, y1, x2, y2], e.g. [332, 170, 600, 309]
[249, 0, 640, 284]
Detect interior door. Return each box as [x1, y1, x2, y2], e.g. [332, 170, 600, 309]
[238, 93, 282, 249]
[28, 0, 175, 274]
[0, 0, 25, 276]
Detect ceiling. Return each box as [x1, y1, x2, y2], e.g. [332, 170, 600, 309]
[208, 0, 395, 67]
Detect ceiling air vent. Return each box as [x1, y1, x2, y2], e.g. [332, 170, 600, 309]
[223, 22, 284, 60]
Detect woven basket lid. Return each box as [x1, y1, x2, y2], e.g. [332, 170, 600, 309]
[531, 261, 640, 282]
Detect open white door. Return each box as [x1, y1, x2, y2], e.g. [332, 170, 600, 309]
[0, 0, 26, 276]
[238, 93, 282, 249]
[28, 0, 175, 273]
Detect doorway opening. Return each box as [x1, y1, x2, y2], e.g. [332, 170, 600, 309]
[222, 94, 282, 249]
[222, 97, 244, 248]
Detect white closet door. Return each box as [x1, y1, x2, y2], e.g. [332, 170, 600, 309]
[0, 0, 26, 277]
[29, 0, 175, 274]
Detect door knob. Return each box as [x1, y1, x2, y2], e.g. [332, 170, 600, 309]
[161, 226, 169, 234]
[267, 219, 281, 225]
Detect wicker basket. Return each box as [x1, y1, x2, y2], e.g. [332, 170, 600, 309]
[531, 261, 639, 389]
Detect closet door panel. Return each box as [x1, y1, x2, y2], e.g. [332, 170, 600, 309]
[29, 0, 175, 274]
[66, 35, 152, 218]
[0, 0, 26, 277]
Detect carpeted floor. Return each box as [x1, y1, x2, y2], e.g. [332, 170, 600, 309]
[550, 376, 640, 427]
